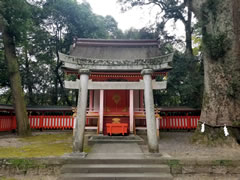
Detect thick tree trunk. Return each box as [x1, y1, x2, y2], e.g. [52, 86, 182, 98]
[2, 25, 31, 136]
[192, 0, 240, 126]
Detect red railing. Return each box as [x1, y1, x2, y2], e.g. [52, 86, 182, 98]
[0, 115, 199, 132]
[29, 116, 75, 129]
[135, 116, 199, 130]
[0, 116, 16, 132]
[160, 116, 199, 129]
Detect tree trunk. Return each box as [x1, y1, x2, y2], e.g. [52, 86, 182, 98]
[185, 0, 193, 57]
[2, 25, 31, 136]
[56, 52, 72, 106]
[24, 46, 35, 105]
[192, 0, 240, 126]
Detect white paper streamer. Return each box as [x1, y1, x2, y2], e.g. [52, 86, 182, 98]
[201, 122, 205, 133]
[224, 124, 229, 136]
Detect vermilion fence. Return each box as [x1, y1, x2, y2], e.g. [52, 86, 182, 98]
[0, 115, 200, 132]
[0, 116, 16, 132]
[160, 116, 199, 129]
[29, 116, 74, 129]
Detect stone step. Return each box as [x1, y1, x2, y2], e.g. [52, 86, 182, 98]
[64, 158, 167, 165]
[60, 172, 173, 180]
[88, 135, 144, 145]
[62, 164, 170, 173]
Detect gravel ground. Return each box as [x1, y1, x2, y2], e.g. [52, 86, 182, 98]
[1, 131, 240, 180]
[0, 175, 57, 180]
[173, 174, 240, 180]
[1, 130, 240, 159]
[140, 131, 240, 160]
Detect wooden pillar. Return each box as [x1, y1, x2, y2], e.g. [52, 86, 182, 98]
[140, 90, 144, 110]
[99, 89, 104, 134]
[129, 90, 134, 134]
[156, 116, 160, 138]
[89, 90, 94, 111]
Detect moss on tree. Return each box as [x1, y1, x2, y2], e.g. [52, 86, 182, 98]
[203, 33, 231, 60]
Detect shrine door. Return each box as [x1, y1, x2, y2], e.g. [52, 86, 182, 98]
[103, 90, 129, 135]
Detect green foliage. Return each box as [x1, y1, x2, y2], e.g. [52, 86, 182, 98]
[118, 0, 194, 55]
[192, 23, 203, 56]
[154, 51, 204, 108]
[168, 159, 181, 168]
[123, 27, 157, 39]
[213, 160, 233, 166]
[0, 0, 203, 108]
[7, 159, 37, 170]
[0, 49, 9, 88]
[0, 0, 124, 106]
[202, 0, 220, 22]
[0, 0, 32, 42]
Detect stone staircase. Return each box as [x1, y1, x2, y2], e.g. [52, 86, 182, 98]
[59, 158, 173, 180]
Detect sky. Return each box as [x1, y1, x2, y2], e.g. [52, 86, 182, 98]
[78, 0, 185, 40]
[81, 0, 159, 31]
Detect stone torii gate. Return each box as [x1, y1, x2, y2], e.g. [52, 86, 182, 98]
[59, 41, 173, 154]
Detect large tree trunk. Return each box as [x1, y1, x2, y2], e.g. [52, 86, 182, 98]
[2, 25, 31, 136]
[192, 0, 240, 126]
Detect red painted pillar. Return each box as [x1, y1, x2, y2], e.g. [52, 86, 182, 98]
[140, 90, 144, 110]
[99, 90, 104, 134]
[187, 113, 191, 129]
[89, 90, 94, 112]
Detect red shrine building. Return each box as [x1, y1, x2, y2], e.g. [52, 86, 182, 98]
[60, 38, 173, 152]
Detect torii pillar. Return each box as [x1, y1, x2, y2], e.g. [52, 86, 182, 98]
[73, 69, 90, 153]
[141, 69, 159, 153]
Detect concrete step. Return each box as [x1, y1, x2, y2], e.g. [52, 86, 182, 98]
[60, 172, 173, 180]
[64, 158, 167, 165]
[88, 135, 145, 145]
[62, 164, 170, 173]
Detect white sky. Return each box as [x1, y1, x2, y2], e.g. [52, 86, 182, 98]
[83, 0, 158, 31]
[78, 0, 185, 39]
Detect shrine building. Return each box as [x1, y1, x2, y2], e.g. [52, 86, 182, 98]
[59, 39, 173, 153]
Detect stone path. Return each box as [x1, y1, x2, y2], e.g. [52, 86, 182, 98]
[87, 143, 145, 159]
[60, 142, 173, 180]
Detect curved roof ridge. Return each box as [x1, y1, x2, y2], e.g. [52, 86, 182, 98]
[75, 38, 160, 47]
[77, 38, 159, 42]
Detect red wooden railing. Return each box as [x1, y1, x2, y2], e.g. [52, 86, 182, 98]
[0, 116, 16, 132]
[29, 116, 75, 129]
[159, 116, 199, 129]
[0, 115, 98, 132]
[135, 116, 199, 130]
[0, 115, 199, 132]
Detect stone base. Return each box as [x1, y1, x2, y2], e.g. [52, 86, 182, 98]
[63, 152, 87, 158]
[144, 153, 163, 158]
[87, 135, 144, 145]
